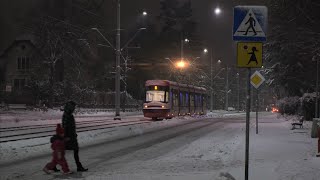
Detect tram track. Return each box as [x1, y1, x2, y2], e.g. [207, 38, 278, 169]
[0, 119, 120, 132]
[0, 119, 151, 143]
[0, 116, 245, 144]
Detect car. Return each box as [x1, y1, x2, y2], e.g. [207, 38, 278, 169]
[271, 107, 279, 113]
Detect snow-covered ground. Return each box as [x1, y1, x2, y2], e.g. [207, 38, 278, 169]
[0, 109, 235, 164]
[0, 110, 319, 180]
[80, 113, 319, 180]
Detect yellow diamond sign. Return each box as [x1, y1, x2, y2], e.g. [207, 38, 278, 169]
[250, 71, 265, 89]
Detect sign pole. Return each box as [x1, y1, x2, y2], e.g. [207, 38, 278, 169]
[256, 89, 259, 134]
[245, 68, 251, 180]
[233, 6, 267, 180]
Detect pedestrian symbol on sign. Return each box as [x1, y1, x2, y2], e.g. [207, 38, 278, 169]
[244, 13, 257, 36]
[233, 6, 267, 41]
[245, 46, 258, 65]
[237, 42, 262, 68]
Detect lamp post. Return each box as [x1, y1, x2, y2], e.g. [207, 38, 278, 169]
[237, 72, 240, 112]
[210, 48, 213, 112]
[202, 7, 221, 112]
[204, 48, 214, 112]
[204, 48, 224, 112]
[225, 65, 229, 111]
[316, 58, 319, 118]
[113, 0, 121, 120]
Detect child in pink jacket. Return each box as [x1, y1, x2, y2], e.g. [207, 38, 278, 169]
[43, 124, 72, 174]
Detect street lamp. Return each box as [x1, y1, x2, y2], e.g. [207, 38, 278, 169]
[176, 60, 187, 69]
[142, 11, 147, 16]
[215, 7, 221, 15]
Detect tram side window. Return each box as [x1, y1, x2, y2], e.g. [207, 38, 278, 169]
[165, 91, 169, 103]
[195, 94, 199, 107]
[190, 93, 194, 107]
[170, 90, 173, 107]
[173, 90, 178, 106]
[186, 92, 189, 107]
[180, 91, 186, 107]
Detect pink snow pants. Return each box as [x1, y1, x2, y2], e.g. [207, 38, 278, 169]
[45, 152, 70, 173]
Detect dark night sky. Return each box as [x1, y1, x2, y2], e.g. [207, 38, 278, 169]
[0, 0, 266, 65]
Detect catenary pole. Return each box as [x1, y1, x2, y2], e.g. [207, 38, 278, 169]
[114, 0, 121, 120]
[210, 47, 213, 112]
[316, 58, 319, 118]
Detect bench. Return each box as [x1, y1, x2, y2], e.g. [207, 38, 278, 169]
[291, 117, 304, 130]
[8, 104, 27, 110]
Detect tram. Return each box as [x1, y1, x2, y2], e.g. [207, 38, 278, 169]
[143, 80, 207, 120]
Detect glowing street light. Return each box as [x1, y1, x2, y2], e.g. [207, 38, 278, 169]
[184, 38, 190, 42]
[142, 11, 147, 16]
[203, 48, 208, 53]
[215, 7, 221, 15]
[176, 60, 187, 68]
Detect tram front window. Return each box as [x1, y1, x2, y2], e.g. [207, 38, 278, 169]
[146, 91, 168, 103]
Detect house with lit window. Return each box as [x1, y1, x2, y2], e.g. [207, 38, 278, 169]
[0, 39, 41, 104]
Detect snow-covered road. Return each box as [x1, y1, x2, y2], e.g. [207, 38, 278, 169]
[0, 112, 319, 180]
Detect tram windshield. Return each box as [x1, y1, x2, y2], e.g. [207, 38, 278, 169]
[146, 90, 168, 103]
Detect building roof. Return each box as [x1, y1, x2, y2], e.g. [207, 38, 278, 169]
[0, 40, 36, 58]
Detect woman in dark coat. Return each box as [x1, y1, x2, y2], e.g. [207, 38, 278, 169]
[62, 101, 88, 172]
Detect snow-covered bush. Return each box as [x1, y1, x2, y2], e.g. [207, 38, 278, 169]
[277, 96, 300, 115]
[300, 92, 316, 120]
[276, 92, 318, 120]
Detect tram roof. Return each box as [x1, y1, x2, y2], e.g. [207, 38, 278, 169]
[145, 80, 206, 92]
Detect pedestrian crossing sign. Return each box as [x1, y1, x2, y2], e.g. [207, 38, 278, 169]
[233, 6, 267, 41]
[237, 42, 263, 68]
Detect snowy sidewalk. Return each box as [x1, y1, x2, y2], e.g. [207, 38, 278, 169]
[228, 114, 320, 180]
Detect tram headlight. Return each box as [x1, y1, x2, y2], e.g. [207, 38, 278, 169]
[144, 105, 148, 108]
[161, 105, 165, 108]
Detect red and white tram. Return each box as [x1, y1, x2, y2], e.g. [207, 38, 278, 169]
[143, 80, 207, 120]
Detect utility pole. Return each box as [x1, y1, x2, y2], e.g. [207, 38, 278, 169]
[210, 47, 213, 112]
[225, 65, 229, 111]
[316, 58, 319, 118]
[181, 33, 184, 60]
[114, 0, 121, 120]
[123, 48, 130, 112]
